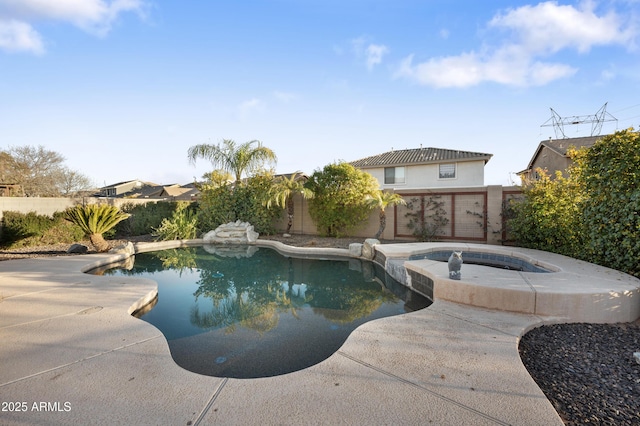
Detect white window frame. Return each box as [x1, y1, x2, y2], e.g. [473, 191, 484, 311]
[384, 166, 406, 185]
[438, 163, 456, 180]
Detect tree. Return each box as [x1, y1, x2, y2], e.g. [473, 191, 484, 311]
[305, 162, 379, 237]
[65, 204, 130, 252]
[264, 172, 314, 234]
[508, 168, 584, 256]
[187, 139, 277, 183]
[58, 167, 95, 196]
[365, 190, 406, 239]
[572, 129, 640, 277]
[0, 145, 92, 197]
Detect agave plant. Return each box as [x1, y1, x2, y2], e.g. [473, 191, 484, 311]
[65, 204, 130, 252]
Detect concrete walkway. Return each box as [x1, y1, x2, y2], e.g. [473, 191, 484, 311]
[0, 242, 638, 425]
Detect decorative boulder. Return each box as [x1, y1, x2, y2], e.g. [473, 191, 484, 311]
[108, 241, 135, 257]
[203, 221, 259, 244]
[349, 243, 363, 257]
[362, 238, 379, 260]
[67, 243, 89, 254]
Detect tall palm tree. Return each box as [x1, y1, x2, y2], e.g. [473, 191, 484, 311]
[65, 204, 130, 252]
[187, 139, 277, 183]
[366, 190, 406, 239]
[264, 172, 314, 234]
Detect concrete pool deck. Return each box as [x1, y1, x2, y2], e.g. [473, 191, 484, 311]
[1, 241, 639, 425]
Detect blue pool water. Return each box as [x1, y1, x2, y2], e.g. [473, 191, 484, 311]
[97, 245, 430, 378]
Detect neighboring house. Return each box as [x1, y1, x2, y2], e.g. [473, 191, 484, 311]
[96, 180, 157, 197]
[349, 146, 493, 190]
[519, 135, 603, 181]
[95, 180, 199, 200]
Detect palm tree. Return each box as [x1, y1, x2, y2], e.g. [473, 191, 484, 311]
[65, 204, 130, 252]
[187, 139, 277, 183]
[366, 190, 406, 239]
[264, 172, 314, 234]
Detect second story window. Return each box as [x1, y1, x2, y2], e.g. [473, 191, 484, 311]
[439, 163, 456, 179]
[384, 166, 405, 184]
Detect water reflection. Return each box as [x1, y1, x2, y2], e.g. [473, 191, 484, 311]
[100, 245, 430, 378]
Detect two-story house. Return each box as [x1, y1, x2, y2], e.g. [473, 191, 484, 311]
[519, 135, 603, 181]
[349, 146, 493, 190]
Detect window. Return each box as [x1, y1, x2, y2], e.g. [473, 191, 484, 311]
[439, 163, 456, 179]
[384, 166, 405, 184]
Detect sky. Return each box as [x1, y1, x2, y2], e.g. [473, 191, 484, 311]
[1, 0, 639, 188]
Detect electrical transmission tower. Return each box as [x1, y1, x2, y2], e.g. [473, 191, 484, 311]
[541, 103, 618, 139]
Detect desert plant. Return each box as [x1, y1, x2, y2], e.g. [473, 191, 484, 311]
[152, 202, 198, 241]
[65, 204, 130, 252]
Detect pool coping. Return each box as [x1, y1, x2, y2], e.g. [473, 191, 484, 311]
[1, 239, 639, 424]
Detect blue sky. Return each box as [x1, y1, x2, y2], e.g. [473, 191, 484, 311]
[1, 0, 639, 188]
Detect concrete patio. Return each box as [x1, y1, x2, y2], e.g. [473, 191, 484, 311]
[1, 240, 638, 425]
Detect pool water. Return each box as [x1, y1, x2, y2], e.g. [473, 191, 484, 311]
[100, 246, 430, 378]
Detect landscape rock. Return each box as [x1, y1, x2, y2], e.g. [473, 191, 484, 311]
[349, 243, 363, 257]
[108, 241, 135, 256]
[362, 238, 379, 260]
[203, 221, 259, 244]
[67, 243, 89, 254]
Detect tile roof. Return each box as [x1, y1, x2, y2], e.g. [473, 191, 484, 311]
[539, 135, 602, 156]
[349, 147, 493, 168]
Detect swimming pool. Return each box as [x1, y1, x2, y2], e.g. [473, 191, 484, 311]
[97, 245, 431, 378]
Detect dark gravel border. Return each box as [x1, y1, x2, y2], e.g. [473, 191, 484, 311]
[519, 322, 640, 425]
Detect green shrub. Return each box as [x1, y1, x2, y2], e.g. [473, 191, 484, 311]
[116, 202, 179, 236]
[508, 129, 640, 278]
[196, 173, 280, 235]
[305, 162, 379, 237]
[573, 129, 640, 277]
[152, 202, 198, 241]
[0, 210, 84, 247]
[508, 169, 584, 256]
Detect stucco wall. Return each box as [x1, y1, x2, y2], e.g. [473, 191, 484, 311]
[365, 160, 486, 190]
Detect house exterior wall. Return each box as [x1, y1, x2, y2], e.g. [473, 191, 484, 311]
[364, 160, 486, 190]
[527, 146, 572, 179]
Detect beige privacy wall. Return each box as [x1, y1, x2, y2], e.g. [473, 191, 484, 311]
[1, 186, 522, 245]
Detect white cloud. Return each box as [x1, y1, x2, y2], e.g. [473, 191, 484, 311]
[0, 0, 147, 53]
[365, 43, 389, 70]
[350, 36, 389, 70]
[0, 19, 43, 54]
[395, 1, 636, 88]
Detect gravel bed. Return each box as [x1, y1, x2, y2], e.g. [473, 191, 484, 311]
[519, 322, 640, 425]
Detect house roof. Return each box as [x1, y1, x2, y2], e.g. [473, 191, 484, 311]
[349, 147, 493, 169]
[522, 135, 604, 173]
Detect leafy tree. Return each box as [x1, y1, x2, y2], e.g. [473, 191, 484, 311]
[197, 172, 280, 235]
[187, 139, 277, 183]
[572, 129, 640, 277]
[365, 190, 406, 239]
[305, 162, 379, 237]
[65, 204, 130, 252]
[508, 169, 584, 256]
[264, 172, 314, 234]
